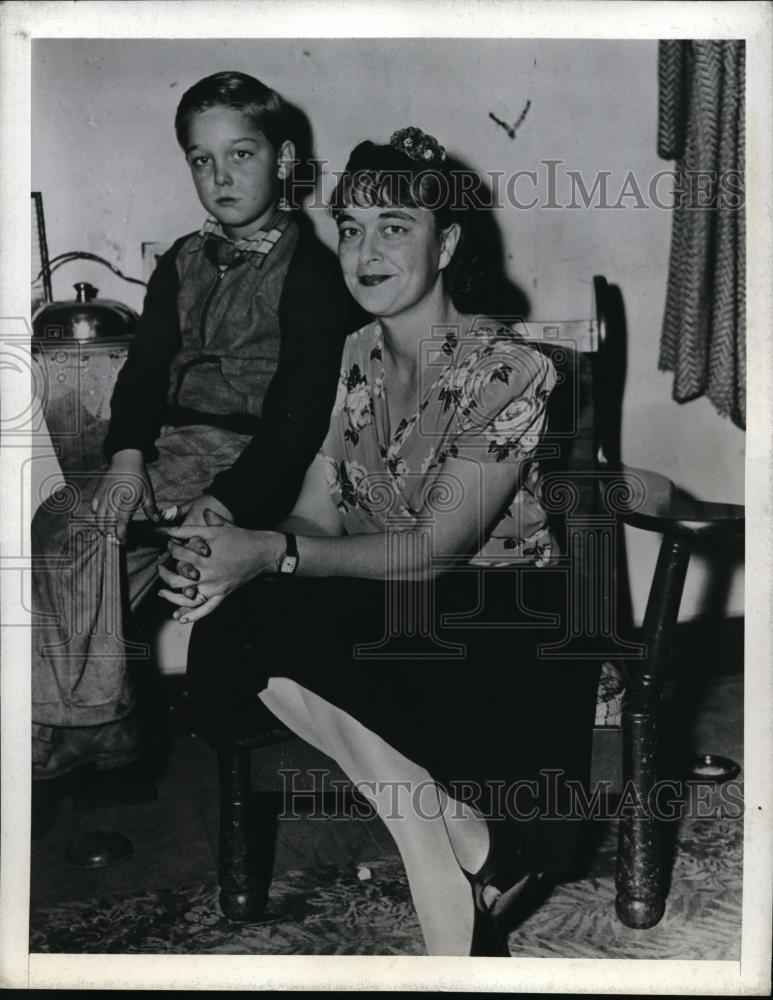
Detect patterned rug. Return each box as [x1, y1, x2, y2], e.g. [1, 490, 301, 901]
[29, 817, 742, 959]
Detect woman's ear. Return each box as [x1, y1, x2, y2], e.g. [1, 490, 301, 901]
[438, 222, 461, 271]
[277, 140, 297, 180]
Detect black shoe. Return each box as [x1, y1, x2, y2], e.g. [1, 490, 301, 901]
[466, 897, 510, 956]
[461, 819, 531, 957]
[32, 716, 141, 782]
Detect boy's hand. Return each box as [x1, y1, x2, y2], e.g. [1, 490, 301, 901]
[163, 493, 234, 529]
[91, 449, 159, 543]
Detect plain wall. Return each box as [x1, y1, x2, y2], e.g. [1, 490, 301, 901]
[31, 38, 745, 624]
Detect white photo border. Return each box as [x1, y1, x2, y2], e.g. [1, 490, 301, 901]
[1, 1, 771, 993]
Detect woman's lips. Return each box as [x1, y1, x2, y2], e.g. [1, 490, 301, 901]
[358, 274, 393, 286]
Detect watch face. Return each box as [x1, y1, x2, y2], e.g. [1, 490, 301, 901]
[280, 554, 298, 574]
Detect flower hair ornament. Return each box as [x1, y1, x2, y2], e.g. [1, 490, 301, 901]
[389, 127, 447, 164]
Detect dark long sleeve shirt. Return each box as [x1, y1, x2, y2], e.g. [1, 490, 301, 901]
[104, 221, 366, 528]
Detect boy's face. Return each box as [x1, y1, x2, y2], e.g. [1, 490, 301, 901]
[184, 107, 294, 239]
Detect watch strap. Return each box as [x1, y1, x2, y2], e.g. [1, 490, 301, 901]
[284, 531, 298, 559]
[278, 531, 299, 575]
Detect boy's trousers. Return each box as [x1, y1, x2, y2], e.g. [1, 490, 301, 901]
[31, 424, 251, 730]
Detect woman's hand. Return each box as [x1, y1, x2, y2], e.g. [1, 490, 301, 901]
[157, 509, 284, 623]
[90, 449, 159, 542]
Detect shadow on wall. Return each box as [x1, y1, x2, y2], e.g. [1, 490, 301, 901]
[687, 534, 745, 621]
[443, 153, 531, 321]
[611, 285, 744, 626]
[286, 99, 319, 211]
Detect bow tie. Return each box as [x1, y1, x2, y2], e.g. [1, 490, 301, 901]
[203, 238, 249, 270]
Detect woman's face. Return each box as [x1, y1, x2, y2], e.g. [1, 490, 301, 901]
[336, 203, 458, 319]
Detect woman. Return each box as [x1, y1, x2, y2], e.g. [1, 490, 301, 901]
[160, 127, 601, 956]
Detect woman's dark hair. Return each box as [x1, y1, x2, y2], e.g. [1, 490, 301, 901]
[329, 130, 482, 311]
[174, 71, 290, 152]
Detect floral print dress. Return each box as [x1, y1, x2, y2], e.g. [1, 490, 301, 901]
[320, 318, 558, 566]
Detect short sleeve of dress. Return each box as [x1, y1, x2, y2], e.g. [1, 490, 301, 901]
[318, 367, 348, 466]
[443, 340, 556, 465]
[316, 368, 349, 506]
[315, 325, 383, 526]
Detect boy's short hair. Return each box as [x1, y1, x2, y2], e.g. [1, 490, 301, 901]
[175, 71, 290, 152]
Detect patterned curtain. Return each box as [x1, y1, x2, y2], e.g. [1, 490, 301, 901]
[657, 40, 746, 429]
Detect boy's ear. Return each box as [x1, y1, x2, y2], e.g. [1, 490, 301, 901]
[277, 140, 296, 180]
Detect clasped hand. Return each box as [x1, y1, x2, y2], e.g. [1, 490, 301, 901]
[158, 509, 282, 623]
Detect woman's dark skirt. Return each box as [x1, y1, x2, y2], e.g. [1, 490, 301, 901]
[187, 565, 603, 875]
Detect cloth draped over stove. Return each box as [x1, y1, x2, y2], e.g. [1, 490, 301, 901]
[657, 40, 745, 429]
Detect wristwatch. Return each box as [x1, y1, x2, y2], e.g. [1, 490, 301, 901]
[278, 531, 299, 575]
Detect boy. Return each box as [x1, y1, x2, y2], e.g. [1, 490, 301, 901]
[32, 71, 361, 778]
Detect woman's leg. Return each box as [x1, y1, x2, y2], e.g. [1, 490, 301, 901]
[260, 678, 478, 956]
[254, 676, 508, 927]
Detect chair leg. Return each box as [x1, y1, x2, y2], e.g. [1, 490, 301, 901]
[615, 535, 691, 928]
[218, 747, 281, 922]
[615, 704, 664, 927]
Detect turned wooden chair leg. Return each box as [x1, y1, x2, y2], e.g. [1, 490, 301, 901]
[218, 747, 281, 922]
[615, 534, 691, 928]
